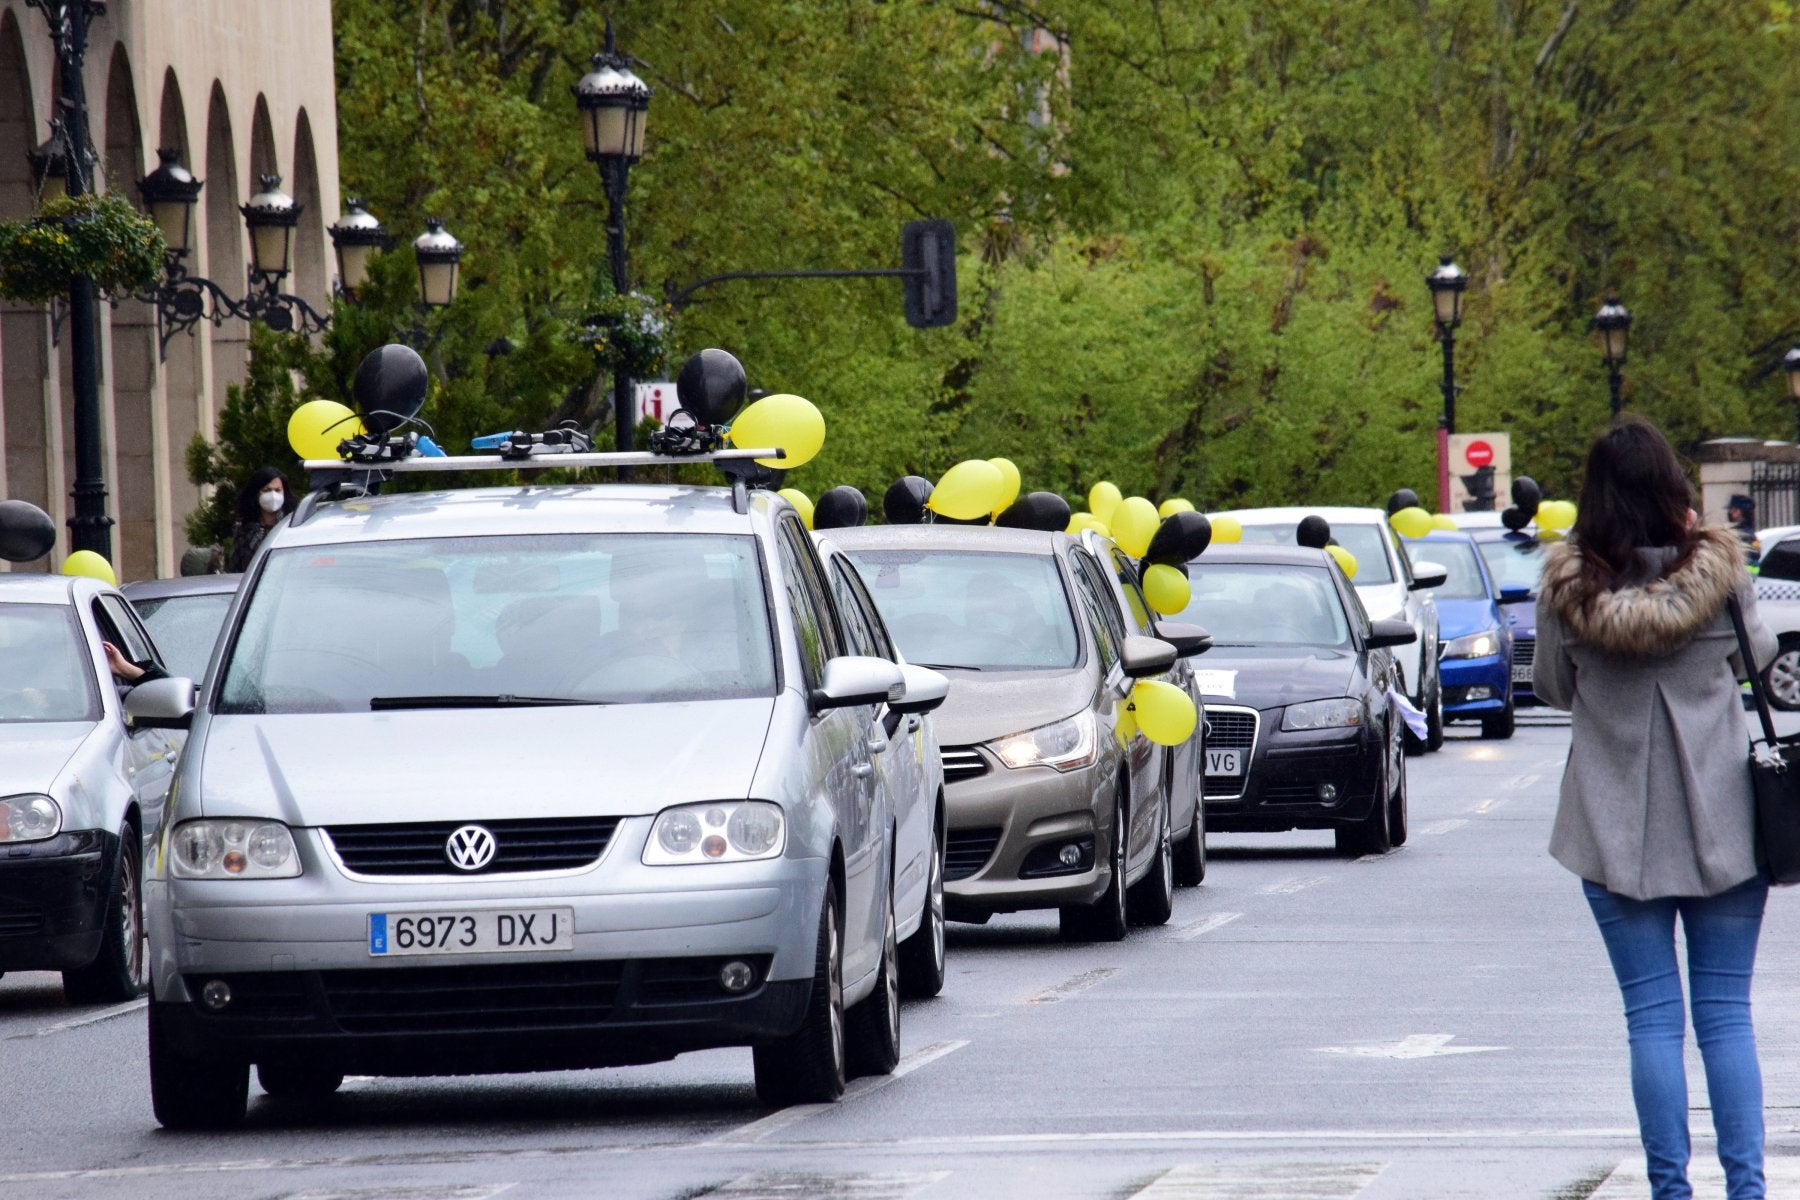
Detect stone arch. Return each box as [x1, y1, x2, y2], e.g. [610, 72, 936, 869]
[248, 93, 278, 185]
[101, 43, 141, 196]
[202, 81, 247, 426]
[157, 68, 189, 161]
[290, 107, 325, 309]
[157, 67, 205, 551]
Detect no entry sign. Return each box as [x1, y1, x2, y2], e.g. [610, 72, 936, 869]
[1464, 439, 1495, 468]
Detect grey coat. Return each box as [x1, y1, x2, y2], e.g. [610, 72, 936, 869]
[1535, 525, 1774, 900]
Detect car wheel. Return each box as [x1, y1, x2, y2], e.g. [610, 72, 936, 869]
[1337, 765, 1392, 858]
[753, 881, 846, 1106]
[63, 829, 147, 1005]
[898, 814, 946, 999]
[846, 896, 902, 1078]
[149, 1001, 248, 1130]
[1424, 665, 1445, 752]
[1766, 637, 1800, 711]
[1174, 794, 1207, 887]
[1480, 695, 1516, 739]
[1060, 782, 1129, 943]
[1127, 790, 1175, 926]
[257, 1060, 345, 1099]
[1387, 722, 1409, 848]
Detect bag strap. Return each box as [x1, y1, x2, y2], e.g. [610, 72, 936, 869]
[1728, 594, 1781, 746]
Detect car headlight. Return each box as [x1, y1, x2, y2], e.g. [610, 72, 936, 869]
[0, 794, 61, 843]
[1443, 630, 1500, 659]
[169, 819, 302, 879]
[989, 711, 1099, 772]
[1282, 699, 1364, 731]
[643, 801, 786, 865]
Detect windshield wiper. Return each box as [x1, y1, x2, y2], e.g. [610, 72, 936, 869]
[910, 662, 983, 672]
[369, 694, 601, 710]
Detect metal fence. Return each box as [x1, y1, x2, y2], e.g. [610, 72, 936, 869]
[1750, 462, 1800, 530]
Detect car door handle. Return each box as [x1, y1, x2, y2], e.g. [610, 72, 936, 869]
[867, 735, 889, 754]
[851, 762, 873, 778]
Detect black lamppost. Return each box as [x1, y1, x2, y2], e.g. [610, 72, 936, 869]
[1425, 255, 1467, 513]
[25, 0, 111, 558]
[573, 22, 651, 457]
[1784, 346, 1800, 443]
[1593, 292, 1632, 417]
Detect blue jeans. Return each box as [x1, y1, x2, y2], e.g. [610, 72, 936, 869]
[1584, 875, 1769, 1200]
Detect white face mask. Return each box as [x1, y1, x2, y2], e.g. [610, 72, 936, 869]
[258, 490, 284, 514]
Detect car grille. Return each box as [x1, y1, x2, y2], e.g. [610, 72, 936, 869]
[1514, 636, 1536, 671]
[323, 817, 622, 877]
[0, 900, 44, 938]
[940, 746, 989, 783]
[1203, 706, 1259, 800]
[944, 827, 1002, 881]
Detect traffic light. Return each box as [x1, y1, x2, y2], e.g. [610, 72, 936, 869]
[901, 219, 957, 329]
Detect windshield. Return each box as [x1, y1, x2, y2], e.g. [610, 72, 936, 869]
[218, 534, 776, 713]
[1174, 564, 1351, 648]
[1422, 541, 1488, 599]
[1476, 537, 1545, 594]
[844, 549, 1080, 671]
[1237, 522, 1396, 585]
[0, 604, 101, 722]
[134, 593, 233, 680]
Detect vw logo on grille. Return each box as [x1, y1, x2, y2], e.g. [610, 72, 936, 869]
[445, 825, 497, 871]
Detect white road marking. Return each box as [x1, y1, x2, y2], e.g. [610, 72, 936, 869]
[1504, 772, 1542, 792]
[1131, 1162, 1384, 1198]
[702, 1040, 970, 1146]
[1317, 1034, 1506, 1060]
[282, 1187, 514, 1200]
[1025, 966, 1120, 1004]
[1421, 819, 1468, 836]
[6, 997, 145, 1040]
[1166, 912, 1244, 942]
[1472, 797, 1505, 814]
[1589, 1156, 1800, 1197]
[710, 1170, 948, 1199]
[1261, 876, 1328, 895]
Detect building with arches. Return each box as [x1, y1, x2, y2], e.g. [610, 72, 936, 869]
[0, 0, 338, 579]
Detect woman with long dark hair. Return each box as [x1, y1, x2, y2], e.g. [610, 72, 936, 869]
[225, 466, 295, 572]
[1536, 415, 1775, 1199]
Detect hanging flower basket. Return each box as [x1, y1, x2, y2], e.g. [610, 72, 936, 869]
[0, 193, 166, 306]
[581, 290, 674, 379]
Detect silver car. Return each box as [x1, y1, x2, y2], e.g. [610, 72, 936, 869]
[138, 484, 948, 1128]
[0, 575, 180, 1002]
[122, 573, 243, 683]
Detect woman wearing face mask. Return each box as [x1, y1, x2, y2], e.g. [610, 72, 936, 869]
[226, 466, 295, 572]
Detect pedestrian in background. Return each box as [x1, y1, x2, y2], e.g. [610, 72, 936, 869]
[1535, 416, 1775, 1200]
[1728, 493, 1758, 564]
[226, 466, 295, 573]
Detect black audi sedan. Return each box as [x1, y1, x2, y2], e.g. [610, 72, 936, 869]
[1170, 545, 1417, 856]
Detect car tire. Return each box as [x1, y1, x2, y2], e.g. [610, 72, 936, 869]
[149, 1001, 249, 1130]
[1766, 636, 1800, 711]
[1174, 795, 1207, 887]
[753, 882, 846, 1107]
[1060, 783, 1129, 943]
[1387, 723, 1409, 848]
[1337, 770, 1392, 858]
[257, 1060, 345, 1099]
[63, 830, 147, 1005]
[846, 896, 902, 1078]
[1480, 696, 1516, 740]
[1424, 667, 1445, 751]
[898, 814, 946, 999]
[1127, 791, 1175, 927]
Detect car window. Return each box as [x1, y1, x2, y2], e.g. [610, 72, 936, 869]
[1176, 563, 1352, 647]
[1238, 522, 1397, 585]
[777, 520, 836, 690]
[1108, 548, 1158, 636]
[829, 560, 897, 661]
[0, 603, 102, 722]
[217, 533, 776, 713]
[133, 593, 234, 681]
[95, 594, 158, 666]
[845, 548, 1080, 671]
[1423, 541, 1488, 599]
[1068, 551, 1120, 673]
[1476, 536, 1547, 592]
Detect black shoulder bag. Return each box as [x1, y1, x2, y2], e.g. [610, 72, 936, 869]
[1727, 594, 1800, 884]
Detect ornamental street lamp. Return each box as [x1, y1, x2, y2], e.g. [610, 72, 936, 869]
[327, 197, 389, 298]
[1424, 255, 1468, 513]
[138, 148, 201, 258]
[241, 174, 300, 283]
[412, 218, 464, 308]
[1593, 292, 1632, 417]
[1783, 346, 1800, 443]
[26, 129, 73, 205]
[573, 21, 652, 460]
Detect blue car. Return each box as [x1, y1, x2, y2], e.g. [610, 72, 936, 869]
[1418, 531, 1519, 739]
[1468, 528, 1546, 708]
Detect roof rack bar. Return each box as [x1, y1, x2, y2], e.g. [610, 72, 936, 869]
[299, 447, 785, 473]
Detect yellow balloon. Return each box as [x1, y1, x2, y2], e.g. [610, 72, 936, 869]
[1143, 563, 1191, 615]
[728, 393, 825, 469]
[287, 399, 362, 460]
[60, 550, 117, 587]
[777, 488, 814, 530]
[1430, 513, 1459, 531]
[1390, 506, 1433, 540]
[1132, 679, 1198, 747]
[1114, 700, 1138, 746]
[987, 458, 1022, 517]
[1065, 510, 1092, 534]
[1112, 496, 1160, 558]
[1211, 515, 1243, 544]
[1538, 499, 1577, 531]
[1326, 544, 1359, 579]
[1086, 520, 1111, 539]
[927, 459, 1005, 521]
[1088, 481, 1122, 524]
[1158, 498, 1195, 518]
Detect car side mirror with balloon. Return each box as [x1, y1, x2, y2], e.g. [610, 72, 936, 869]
[1408, 561, 1449, 591]
[891, 664, 950, 716]
[1366, 620, 1418, 650]
[1152, 621, 1213, 658]
[811, 656, 906, 712]
[1120, 636, 1179, 679]
[124, 677, 197, 730]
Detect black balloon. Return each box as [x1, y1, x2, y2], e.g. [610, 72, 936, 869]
[883, 476, 934, 525]
[1146, 511, 1213, 564]
[352, 344, 430, 436]
[813, 486, 868, 530]
[1510, 475, 1542, 514]
[995, 491, 1072, 532]
[675, 349, 748, 426]
[1386, 488, 1421, 515]
[0, 500, 55, 563]
[1296, 514, 1332, 549]
[1501, 505, 1531, 531]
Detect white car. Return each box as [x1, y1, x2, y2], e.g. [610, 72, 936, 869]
[1752, 528, 1800, 708]
[1213, 507, 1447, 751]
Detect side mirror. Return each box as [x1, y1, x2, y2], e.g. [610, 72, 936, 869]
[1154, 620, 1213, 658]
[1366, 619, 1418, 650]
[1120, 635, 1179, 679]
[812, 656, 905, 711]
[1499, 585, 1532, 604]
[892, 664, 950, 715]
[1409, 561, 1448, 591]
[124, 676, 197, 730]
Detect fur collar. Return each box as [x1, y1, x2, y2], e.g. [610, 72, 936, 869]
[1539, 525, 1744, 657]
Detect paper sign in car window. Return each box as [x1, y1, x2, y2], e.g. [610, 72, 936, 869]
[1193, 669, 1237, 698]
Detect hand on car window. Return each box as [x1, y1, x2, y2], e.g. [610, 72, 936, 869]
[103, 641, 145, 683]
